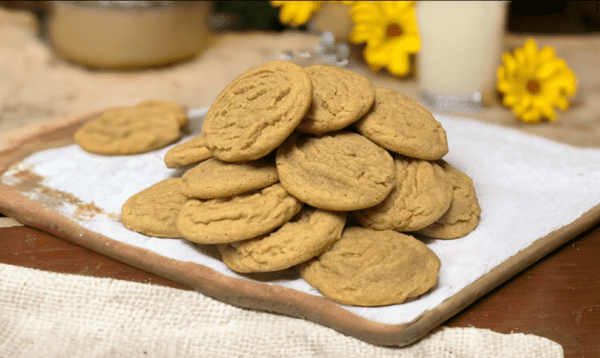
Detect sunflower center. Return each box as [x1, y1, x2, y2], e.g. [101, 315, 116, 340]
[386, 23, 403, 38]
[526, 80, 541, 94]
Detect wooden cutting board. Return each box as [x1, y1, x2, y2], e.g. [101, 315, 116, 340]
[1, 110, 600, 347]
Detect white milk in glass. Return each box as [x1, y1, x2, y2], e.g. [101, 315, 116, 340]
[417, 1, 507, 111]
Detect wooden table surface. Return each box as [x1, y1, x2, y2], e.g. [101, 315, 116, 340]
[1, 7, 599, 358]
[1, 216, 599, 357]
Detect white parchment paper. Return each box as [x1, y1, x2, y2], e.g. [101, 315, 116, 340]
[3, 109, 600, 325]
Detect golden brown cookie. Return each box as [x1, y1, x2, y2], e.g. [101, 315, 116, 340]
[74, 100, 187, 155]
[182, 156, 279, 199]
[300, 227, 441, 306]
[164, 135, 212, 168]
[135, 99, 188, 128]
[417, 161, 481, 239]
[176, 183, 303, 244]
[217, 207, 346, 273]
[121, 178, 188, 238]
[354, 155, 453, 232]
[276, 131, 396, 211]
[202, 60, 313, 162]
[296, 64, 375, 135]
[353, 87, 449, 160]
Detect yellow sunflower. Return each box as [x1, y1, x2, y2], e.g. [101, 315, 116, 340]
[270, 1, 324, 27]
[350, 1, 420, 76]
[497, 39, 577, 123]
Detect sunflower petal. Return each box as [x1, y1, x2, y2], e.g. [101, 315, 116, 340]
[501, 53, 518, 78]
[514, 94, 532, 115]
[523, 39, 539, 62]
[350, 1, 377, 20]
[537, 46, 556, 63]
[545, 70, 577, 96]
[387, 54, 411, 76]
[535, 59, 561, 80]
[497, 76, 513, 94]
[393, 35, 420, 53]
[554, 96, 570, 111]
[537, 100, 558, 121]
[387, 45, 412, 76]
[277, 1, 322, 26]
[503, 94, 519, 107]
[351, 24, 384, 44]
[513, 48, 527, 70]
[363, 43, 388, 70]
[521, 108, 543, 123]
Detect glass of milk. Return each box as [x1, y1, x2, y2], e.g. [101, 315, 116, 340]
[416, 1, 508, 111]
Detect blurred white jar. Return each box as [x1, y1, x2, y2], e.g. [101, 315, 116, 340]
[416, 1, 508, 111]
[49, 1, 211, 70]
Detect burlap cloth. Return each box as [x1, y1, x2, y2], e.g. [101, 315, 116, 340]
[0, 263, 562, 358]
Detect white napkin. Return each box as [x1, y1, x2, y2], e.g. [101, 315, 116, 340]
[2, 112, 599, 327]
[0, 263, 563, 358]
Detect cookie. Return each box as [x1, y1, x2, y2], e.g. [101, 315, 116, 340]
[121, 178, 188, 238]
[74, 101, 186, 155]
[417, 161, 481, 239]
[182, 156, 279, 199]
[217, 207, 346, 273]
[296, 64, 375, 135]
[202, 60, 313, 162]
[354, 155, 453, 232]
[353, 87, 448, 160]
[164, 135, 212, 168]
[276, 131, 396, 211]
[176, 183, 303, 244]
[135, 99, 188, 128]
[300, 227, 440, 306]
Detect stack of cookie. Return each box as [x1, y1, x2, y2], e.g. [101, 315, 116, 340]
[120, 60, 481, 307]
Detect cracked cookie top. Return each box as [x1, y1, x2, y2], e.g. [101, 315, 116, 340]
[296, 64, 375, 135]
[417, 161, 482, 239]
[276, 131, 396, 211]
[353, 155, 453, 232]
[300, 227, 441, 306]
[176, 183, 303, 244]
[217, 207, 346, 273]
[121, 178, 188, 238]
[354, 87, 449, 160]
[74, 100, 187, 155]
[164, 135, 212, 168]
[182, 156, 279, 199]
[202, 60, 313, 162]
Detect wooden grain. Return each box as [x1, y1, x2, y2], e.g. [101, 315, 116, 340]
[446, 224, 600, 358]
[0, 225, 188, 290]
[1, 223, 598, 357]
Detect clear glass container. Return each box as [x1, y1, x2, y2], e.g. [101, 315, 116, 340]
[416, 1, 508, 111]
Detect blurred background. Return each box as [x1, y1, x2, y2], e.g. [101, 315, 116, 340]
[1, 1, 600, 38]
[1, 1, 599, 143]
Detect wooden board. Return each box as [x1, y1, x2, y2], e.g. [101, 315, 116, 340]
[1, 111, 600, 347]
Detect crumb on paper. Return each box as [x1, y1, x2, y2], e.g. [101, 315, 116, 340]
[2, 164, 119, 222]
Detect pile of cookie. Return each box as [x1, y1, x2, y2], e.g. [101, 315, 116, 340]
[116, 60, 481, 307]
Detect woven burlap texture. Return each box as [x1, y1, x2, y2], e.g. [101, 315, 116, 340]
[0, 263, 562, 358]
